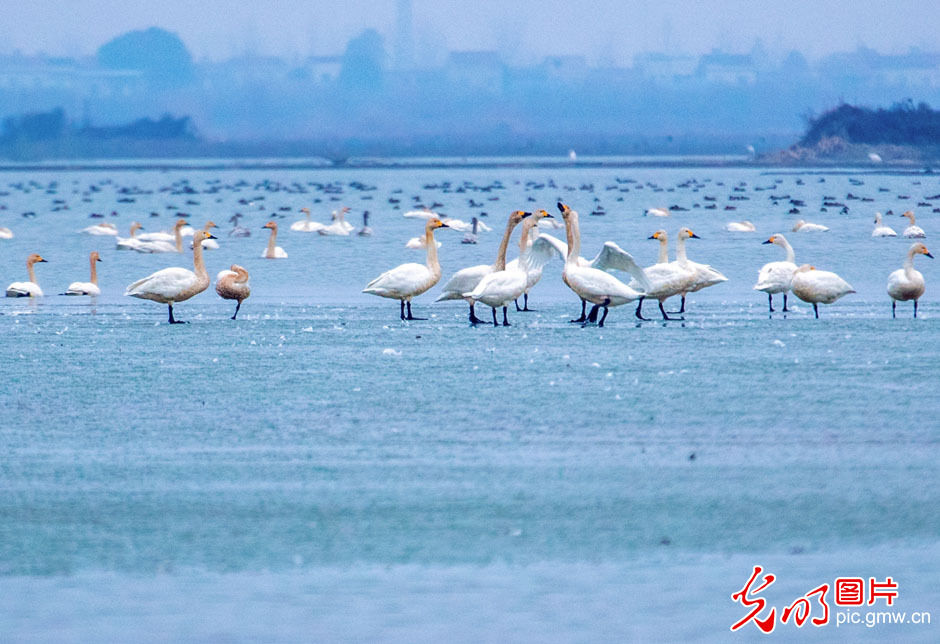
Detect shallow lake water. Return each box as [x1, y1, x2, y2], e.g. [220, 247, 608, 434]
[0, 163, 937, 641]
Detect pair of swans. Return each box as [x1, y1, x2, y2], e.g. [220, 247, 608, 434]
[888, 242, 932, 317]
[754, 234, 797, 312]
[63, 251, 102, 296]
[123, 219, 187, 253]
[363, 218, 449, 320]
[5, 253, 47, 297]
[291, 207, 356, 235]
[125, 230, 216, 323]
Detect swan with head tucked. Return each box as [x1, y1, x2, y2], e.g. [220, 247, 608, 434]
[790, 264, 855, 318]
[900, 211, 926, 238]
[318, 207, 354, 236]
[436, 210, 528, 323]
[136, 219, 187, 253]
[5, 253, 47, 297]
[754, 234, 798, 312]
[125, 230, 216, 323]
[116, 222, 146, 250]
[506, 210, 563, 311]
[557, 202, 646, 327]
[792, 219, 830, 233]
[63, 251, 102, 296]
[872, 212, 897, 237]
[630, 229, 697, 321]
[668, 227, 727, 314]
[363, 218, 449, 320]
[261, 221, 288, 258]
[81, 222, 118, 236]
[0, 227, 13, 239]
[189, 221, 220, 249]
[216, 264, 251, 320]
[291, 207, 326, 232]
[466, 211, 553, 326]
[725, 221, 756, 232]
[887, 242, 932, 318]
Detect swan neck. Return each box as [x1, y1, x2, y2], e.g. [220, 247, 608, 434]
[27, 261, 37, 284]
[518, 220, 536, 257]
[266, 226, 277, 256]
[781, 239, 795, 263]
[657, 237, 669, 263]
[175, 226, 183, 252]
[493, 215, 520, 271]
[564, 212, 581, 264]
[89, 255, 98, 284]
[676, 235, 688, 264]
[193, 237, 208, 279]
[425, 226, 440, 273]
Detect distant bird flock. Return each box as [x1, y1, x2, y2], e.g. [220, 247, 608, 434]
[0, 174, 934, 324]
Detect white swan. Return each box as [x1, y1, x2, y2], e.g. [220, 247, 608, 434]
[291, 207, 326, 232]
[506, 210, 563, 311]
[81, 222, 118, 236]
[631, 230, 697, 321]
[189, 221, 220, 250]
[136, 219, 187, 253]
[725, 220, 756, 232]
[404, 209, 491, 233]
[646, 207, 670, 217]
[125, 230, 215, 323]
[790, 264, 855, 318]
[436, 210, 528, 323]
[318, 207, 354, 236]
[63, 251, 101, 296]
[216, 264, 251, 320]
[363, 218, 448, 320]
[406, 236, 441, 249]
[0, 227, 13, 239]
[792, 219, 829, 233]
[466, 211, 552, 326]
[137, 219, 184, 242]
[557, 202, 645, 327]
[871, 212, 897, 237]
[116, 222, 146, 251]
[900, 210, 926, 238]
[754, 234, 798, 312]
[5, 253, 47, 297]
[887, 242, 932, 318]
[261, 221, 288, 258]
[669, 227, 727, 314]
[461, 217, 480, 244]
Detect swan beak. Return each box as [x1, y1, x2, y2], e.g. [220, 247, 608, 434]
[556, 202, 568, 213]
[521, 212, 533, 218]
[690, 232, 702, 239]
[648, 234, 658, 240]
[438, 222, 449, 228]
[926, 251, 934, 258]
[542, 213, 554, 218]
[762, 238, 773, 244]
[96, 257, 103, 262]
[207, 233, 218, 240]
[38, 258, 48, 263]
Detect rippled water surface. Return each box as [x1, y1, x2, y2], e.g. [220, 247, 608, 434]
[0, 164, 937, 641]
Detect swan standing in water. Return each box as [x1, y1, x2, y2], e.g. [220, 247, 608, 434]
[558, 202, 646, 327]
[357, 211, 373, 236]
[792, 219, 830, 233]
[189, 221, 220, 249]
[754, 234, 798, 312]
[363, 218, 449, 320]
[261, 221, 288, 258]
[291, 207, 326, 232]
[669, 227, 727, 314]
[63, 251, 102, 296]
[81, 222, 118, 236]
[216, 264, 251, 320]
[887, 242, 932, 317]
[790, 265, 855, 318]
[632, 230, 696, 321]
[900, 210, 926, 238]
[506, 210, 560, 312]
[436, 211, 528, 323]
[5, 253, 47, 297]
[872, 212, 897, 237]
[125, 230, 216, 323]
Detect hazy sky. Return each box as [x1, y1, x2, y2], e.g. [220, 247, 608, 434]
[2, 0, 939, 64]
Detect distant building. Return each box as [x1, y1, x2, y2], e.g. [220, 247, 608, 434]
[446, 51, 504, 93]
[696, 50, 757, 85]
[634, 52, 697, 83]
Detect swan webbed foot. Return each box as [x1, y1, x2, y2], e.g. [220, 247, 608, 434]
[469, 303, 485, 324]
[634, 297, 651, 321]
[404, 301, 425, 320]
[514, 299, 523, 312]
[502, 306, 511, 326]
[658, 301, 683, 321]
[518, 294, 535, 311]
[767, 293, 775, 313]
[169, 319, 189, 324]
[569, 299, 587, 323]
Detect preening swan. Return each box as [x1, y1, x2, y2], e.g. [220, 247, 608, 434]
[125, 230, 216, 323]
[900, 210, 926, 238]
[81, 222, 118, 236]
[725, 221, 756, 232]
[790, 264, 855, 318]
[754, 234, 798, 312]
[189, 221, 220, 249]
[466, 210, 554, 326]
[632, 229, 696, 321]
[216, 264, 251, 320]
[63, 251, 101, 296]
[363, 217, 449, 320]
[887, 242, 932, 318]
[115, 222, 146, 250]
[357, 211, 373, 236]
[291, 207, 326, 232]
[557, 202, 645, 327]
[669, 227, 727, 314]
[792, 219, 829, 233]
[872, 212, 897, 237]
[436, 210, 528, 324]
[318, 207, 354, 236]
[261, 221, 288, 258]
[5, 253, 47, 297]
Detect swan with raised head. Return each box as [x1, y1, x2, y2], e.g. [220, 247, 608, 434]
[5, 253, 47, 297]
[725, 221, 756, 232]
[506, 210, 562, 311]
[792, 219, 829, 233]
[137, 219, 187, 253]
[81, 222, 118, 236]
[318, 207, 354, 236]
[754, 234, 798, 312]
[436, 210, 528, 323]
[557, 202, 646, 327]
[63, 251, 102, 296]
[887, 242, 932, 317]
[291, 207, 326, 232]
[669, 227, 727, 314]
[189, 221, 220, 249]
[900, 210, 926, 238]
[125, 230, 216, 323]
[228, 213, 251, 237]
[363, 218, 449, 320]
[466, 211, 552, 326]
[790, 265, 855, 318]
[631, 230, 696, 321]
[461, 217, 480, 244]
[872, 212, 897, 237]
[357, 211, 373, 236]
[116, 222, 146, 250]
[261, 221, 287, 258]
[216, 264, 251, 320]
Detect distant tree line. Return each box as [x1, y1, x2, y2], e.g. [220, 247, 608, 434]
[801, 100, 940, 147]
[0, 109, 197, 142]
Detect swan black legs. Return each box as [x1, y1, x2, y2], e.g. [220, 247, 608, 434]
[570, 299, 587, 323]
[667, 294, 687, 315]
[405, 301, 425, 320]
[892, 300, 896, 318]
[783, 293, 789, 312]
[582, 298, 611, 327]
[168, 303, 186, 324]
[502, 306, 511, 326]
[515, 293, 534, 312]
[469, 302, 484, 324]
[768, 293, 775, 313]
[813, 303, 819, 319]
[914, 300, 918, 318]
[635, 297, 651, 321]
[658, 301, 683, 321]
[232, 301, 241, 320]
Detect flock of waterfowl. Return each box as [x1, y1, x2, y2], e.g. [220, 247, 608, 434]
[0, 173, 934, 324]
